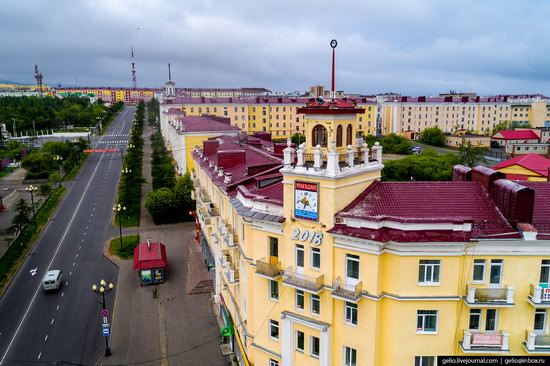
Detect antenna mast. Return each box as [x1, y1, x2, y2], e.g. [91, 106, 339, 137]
[131, 47, 137, 89]
[34, 64, 43, 97]
[168, 63, 172, 81]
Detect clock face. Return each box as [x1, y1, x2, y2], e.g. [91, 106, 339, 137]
[294, 181, 319, 221]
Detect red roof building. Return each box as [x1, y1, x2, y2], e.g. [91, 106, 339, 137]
[133, 242, 168, 270]
[492, 153, 550, 181]
[492, 129, 540, 141]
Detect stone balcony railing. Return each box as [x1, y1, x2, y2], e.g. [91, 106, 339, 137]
[464, 285, 514, 307]
[528, 284, 550, 306]
[332, 277, 362, 301]
[217, 219, 237, 247]
[524, 331, 550, 353]
[255, 258, 282, 279]
[461, 330, 509, 353]
[282, 267, 324, 293]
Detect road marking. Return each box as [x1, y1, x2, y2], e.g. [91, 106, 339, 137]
[37, 352, 41, 360]
[69, 272, 72, 276]
[78, 246, 81, 250]
[0, 106, 133, 365]
[44, 335, 48, 341]
[50, 319, 54, 325]
[29, 268, 37, 276]
[76, 254, 78, 258]
[65, 281, 69, 286]
[72, 262, 75, 266]
[56, 305, 59, 310]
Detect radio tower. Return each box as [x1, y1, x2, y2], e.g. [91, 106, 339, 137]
[131, 47, 137, 89]
[34, 64, 43, 97]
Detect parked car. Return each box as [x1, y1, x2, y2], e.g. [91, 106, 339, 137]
[409, 146, 422, 154]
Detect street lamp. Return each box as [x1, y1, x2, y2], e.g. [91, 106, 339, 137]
[113, 203, 126, 251]
[26, 185, 37, 223]
[92, 279, 115, 357]
[121, 168, 132, 174]
[128, 143, 135, 149]
[53, 155, 63, 187]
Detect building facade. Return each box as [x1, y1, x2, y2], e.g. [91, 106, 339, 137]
[191, 100, 550, 365]
[52, 87, 156, 104]
[179, 87, 271, 98]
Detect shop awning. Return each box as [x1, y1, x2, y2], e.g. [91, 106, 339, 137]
[133, 242, 168, 270]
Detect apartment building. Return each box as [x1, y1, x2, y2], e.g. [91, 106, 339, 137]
[380, 94, 550, 137]
[179, 87, 271, 98]
[191, 100, 550, 365]
[52, 87, 156, 104]
[160, 96, 377, 140]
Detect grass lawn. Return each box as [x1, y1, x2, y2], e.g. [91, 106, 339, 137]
[108, 234, 139, 259]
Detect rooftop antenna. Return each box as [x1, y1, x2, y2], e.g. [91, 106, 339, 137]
[131, 47, 137, 89]
[34, 64, 43, 97]
[168, 63, 172, 81]
[330, 39, 337, 100]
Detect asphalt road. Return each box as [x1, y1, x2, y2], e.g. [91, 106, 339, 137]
[0, 106, 135, 366]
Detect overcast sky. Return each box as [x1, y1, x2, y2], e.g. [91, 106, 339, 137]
[1, 0, 549, 95]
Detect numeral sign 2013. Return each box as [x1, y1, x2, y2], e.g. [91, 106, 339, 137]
[291, 228, 323, 246]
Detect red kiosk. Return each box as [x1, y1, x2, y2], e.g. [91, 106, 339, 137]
[133, 239, 168, 286]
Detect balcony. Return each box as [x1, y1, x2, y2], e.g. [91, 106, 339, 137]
[198, 188, 212, 205]
[255, 258, 282, 279]
[217, 219, 238, 247]
[282, 267, 324, 294]
[198, 207, 211, 226]
[460, 330, 509, 353]
[524, 331, 550, 353]
[528, 285, 550, 307]
[332, 277, 362, 302]
[225, 262, 240, 284]
[464, 285, 514, 307]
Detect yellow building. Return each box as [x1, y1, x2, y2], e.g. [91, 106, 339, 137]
[381, 94, 550, 137]
[160, 96, 377, 140]
[191, 98, 550, 365]
[54, 87, 156, 104]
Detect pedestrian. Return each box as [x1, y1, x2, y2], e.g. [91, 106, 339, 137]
[153, 286, 158, 299]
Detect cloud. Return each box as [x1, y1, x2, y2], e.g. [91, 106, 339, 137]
[0, 0, 549, 95]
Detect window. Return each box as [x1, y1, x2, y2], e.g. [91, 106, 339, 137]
[346, 254, 360, 280]
[269, 359, 279, 366]
[417, 310, 437, 333]
[473, 259, 486, 282]
[269, 237, 279, 258]
[312, 124, 328, 147]
[311, 294, 320, 315]
[269, 280, 279, 300]
[418, 260, 440, 284]
[469, 309, 481, 330]
[485, 309, 497, 331]
[310, 336, 320, 358]
[336, 125, 343, 147]
[269, 320, 279, 340]
[489, 259, 503, 285]
[311, 248, 321, 270]
[346, 124, 353, 146]
[344, 346, 357, 366]
[296, 330, 304, 352]
[345, 302, 358, 325]
[535, 309, 546, 331]
[540, 260, 550, 285]
[415, 356, 435, 366]
[296, 290, 304, 309]
[296, 245, 304, 268]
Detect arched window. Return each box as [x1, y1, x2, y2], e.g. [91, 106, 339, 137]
[312, 125, 328, 147]
[346, 124, 353, 146]
[336, 125, 343, 147]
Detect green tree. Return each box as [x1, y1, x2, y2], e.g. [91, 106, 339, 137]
[291, 133, 306, 145]
[382, 150, 460, 181]
[39, 183, 52, 196]
[380, 133, 412, 154]
[145, 188, 178, 224]
[174, 172, 196, 214]
[419, 127, 446, 147]
[458, 141, 488, 167]
[8, 198, 31, 234]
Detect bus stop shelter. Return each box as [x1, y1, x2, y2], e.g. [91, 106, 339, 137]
[133, 241, 168, 286]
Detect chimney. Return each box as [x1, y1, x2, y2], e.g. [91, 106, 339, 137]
[517, 223, 538, 241]
[452, 165, 472, 181]
[224, 173, 233, 184]
[218, 150, 246, 170]
[490, 179, 535, 228]
[274, 142, 289, 155]
[471, 166, 505, 192]
[203, 139, 219, 156]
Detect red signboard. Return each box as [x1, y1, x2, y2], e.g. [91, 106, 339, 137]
[471, 333, 502, 346]
[83, 148, 119, 153]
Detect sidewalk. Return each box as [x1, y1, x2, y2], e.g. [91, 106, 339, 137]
[101, 121, 225, 366]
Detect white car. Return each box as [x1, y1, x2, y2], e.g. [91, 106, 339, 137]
[42, 270, 63, 292]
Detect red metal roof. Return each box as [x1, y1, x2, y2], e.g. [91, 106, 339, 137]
[520, 182, 550, 234]
[331, 181, 518, 242]
[493, 130, 539, 140]
[175, 116, 240, 132]
[493, 154, 550, 177]
[133, 242, 168, 270]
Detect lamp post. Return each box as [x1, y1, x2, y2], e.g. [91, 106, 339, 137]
[26, 185, 37, 223]
[113, 203, 126, 251]
[53, 155, 63, 187]
[121, 167, 132, 175]
[92, 279, 114, 357]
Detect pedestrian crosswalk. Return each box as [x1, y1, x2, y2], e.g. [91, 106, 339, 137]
[103, 134, 130, 137]
[97, 140, 128, 144]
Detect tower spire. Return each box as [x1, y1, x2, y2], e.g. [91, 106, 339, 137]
[168, 63, 171, 81]
[131, 47, 137, 89]
[330, 39, 337, 99]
